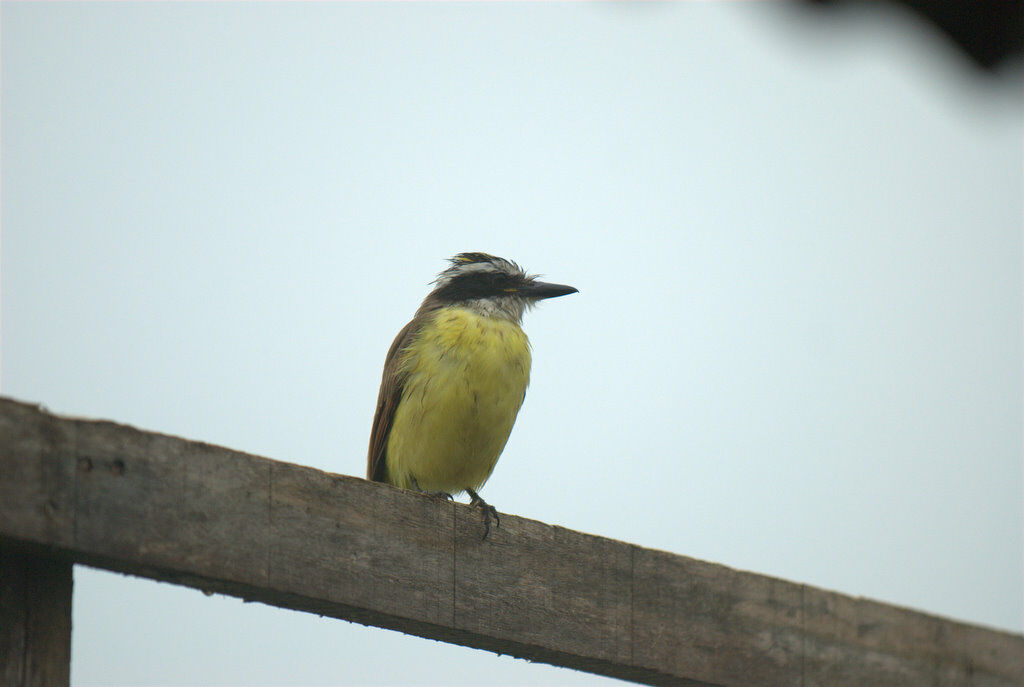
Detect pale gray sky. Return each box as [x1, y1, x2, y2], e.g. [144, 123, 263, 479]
[2, 2, 1021, 685]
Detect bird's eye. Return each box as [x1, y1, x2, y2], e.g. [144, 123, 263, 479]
[504, 287, 518, 293]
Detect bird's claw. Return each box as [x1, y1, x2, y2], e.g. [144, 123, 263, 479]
[466, 488, 499, 540]
[410, 477, 453, 501]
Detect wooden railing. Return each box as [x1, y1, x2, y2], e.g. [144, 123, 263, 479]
[1, 397, 1021, 687]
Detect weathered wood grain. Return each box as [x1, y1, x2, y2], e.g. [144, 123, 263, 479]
[0, 397, 1021, 686]
[0, 546, 73, 687]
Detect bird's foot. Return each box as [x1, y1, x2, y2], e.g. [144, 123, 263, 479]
[465, 488, 500, 540]
[410, 477, 453, 501]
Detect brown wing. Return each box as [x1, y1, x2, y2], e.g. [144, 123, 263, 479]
[367, 318, 423, 483]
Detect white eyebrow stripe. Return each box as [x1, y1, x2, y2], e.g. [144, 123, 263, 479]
[433, 260, 505, 287]
[450, 262, 501, 275]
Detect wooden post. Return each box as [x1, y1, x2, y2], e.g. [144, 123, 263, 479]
[0, 544, 73, 687]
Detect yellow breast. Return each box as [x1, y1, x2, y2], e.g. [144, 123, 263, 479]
[385, 306, 532, 494]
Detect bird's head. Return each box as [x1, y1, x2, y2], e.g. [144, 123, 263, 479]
[420, 252, 578, 323]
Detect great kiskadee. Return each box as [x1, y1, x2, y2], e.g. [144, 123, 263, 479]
[367, 252, 578, 537]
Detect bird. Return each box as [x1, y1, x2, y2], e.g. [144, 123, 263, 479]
[367, 252, 578, 538]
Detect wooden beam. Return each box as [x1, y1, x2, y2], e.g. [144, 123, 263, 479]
[0, 396, 1021, 686]
[0, 545, 73, 687]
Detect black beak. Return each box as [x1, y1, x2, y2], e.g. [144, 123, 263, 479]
[522, 280, 579, 300]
